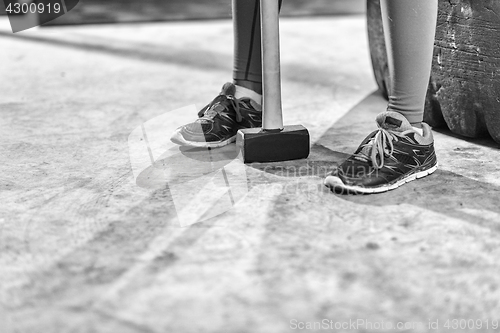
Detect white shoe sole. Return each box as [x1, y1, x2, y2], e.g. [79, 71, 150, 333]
[324, 163, 438, 194]
[170, 128, 236, 148]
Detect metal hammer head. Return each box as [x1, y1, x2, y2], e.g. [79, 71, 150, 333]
[236, 125, 310, 163]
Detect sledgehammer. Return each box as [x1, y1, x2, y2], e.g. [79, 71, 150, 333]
[236, 0, 310, 163]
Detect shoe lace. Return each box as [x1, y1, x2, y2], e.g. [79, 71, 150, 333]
[354, 127, 398, 169]
[198, 94, 243, 123]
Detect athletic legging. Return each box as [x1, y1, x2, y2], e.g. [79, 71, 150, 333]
[232, 0, 438, 124]
[232, 0, 282, 95]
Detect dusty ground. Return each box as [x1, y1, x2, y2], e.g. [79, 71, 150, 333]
[1, 15, 500, 333]
[1, 0, 365, 25]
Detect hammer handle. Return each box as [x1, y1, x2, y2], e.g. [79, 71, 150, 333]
[260, 0, 283, 130]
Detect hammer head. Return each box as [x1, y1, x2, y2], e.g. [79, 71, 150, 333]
[236, 125, 310, 163]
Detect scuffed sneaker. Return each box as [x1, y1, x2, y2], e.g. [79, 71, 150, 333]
[171, 83, 262, 148]
[324, 111, 438, 194]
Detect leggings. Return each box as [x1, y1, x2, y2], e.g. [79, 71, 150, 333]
[232, 0, 282, 94]
[232, 0, 438, 124]
[381, 0, 438, 124]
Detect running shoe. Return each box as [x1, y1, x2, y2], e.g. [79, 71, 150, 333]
[324, 111, 438, 194]
[170, 83, 262, 148]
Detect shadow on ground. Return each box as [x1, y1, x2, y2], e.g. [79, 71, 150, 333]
[309, 91, 500, 231]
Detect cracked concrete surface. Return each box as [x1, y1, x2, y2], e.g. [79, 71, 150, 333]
[1, 15, 500, 333]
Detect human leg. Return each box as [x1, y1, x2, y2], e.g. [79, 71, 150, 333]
[324, 0, 439, 194]
[381, 0, 438, 126]
[233, 0, 264, 95]
[172, 0, 284, 147]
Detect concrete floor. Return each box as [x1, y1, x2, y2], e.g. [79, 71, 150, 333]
[41, 0, 365, 25]
[1, 16, 500, 333]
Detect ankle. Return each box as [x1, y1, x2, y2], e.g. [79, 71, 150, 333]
[235, 85, 262, 105]
[411, 122, 424, 136]
[234, 79, 262, 95]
